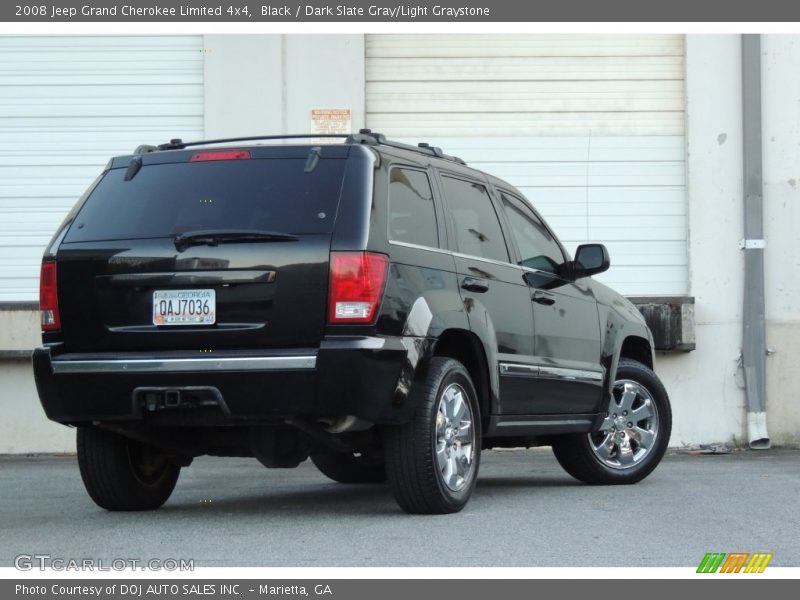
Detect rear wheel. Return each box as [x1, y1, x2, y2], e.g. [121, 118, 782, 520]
[311, 451, 386, 484]
[77, 425, 181, 511]
[551, 358, 671, 485]
[383, 357, 481, 514]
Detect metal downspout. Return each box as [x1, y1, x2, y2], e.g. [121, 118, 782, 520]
[741, 34, 770, 449]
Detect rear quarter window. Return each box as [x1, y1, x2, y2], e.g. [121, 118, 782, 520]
[388, 167, 439, 248]
[64, 158, 346, 242]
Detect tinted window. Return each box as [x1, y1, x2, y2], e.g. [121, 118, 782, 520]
[500, 192, 565, 274]
[388, 168, 438, 248]
[441, 177, 508, 262]
[65, 158, 346, 242]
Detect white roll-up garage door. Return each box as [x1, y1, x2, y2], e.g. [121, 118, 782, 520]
[0, 36, 204, 301]
[366, 34, 687, 296]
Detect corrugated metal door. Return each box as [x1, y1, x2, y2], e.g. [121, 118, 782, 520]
[366, 34, 687, 296]
[0, 36, 204, 301]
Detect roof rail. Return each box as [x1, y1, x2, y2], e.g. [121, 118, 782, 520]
[133, 144, 159, 154]
[139, 130, 467, 165]
[348, 129, 467, 165]
[153, 134, 350, 151]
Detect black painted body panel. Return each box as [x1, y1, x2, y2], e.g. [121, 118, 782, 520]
[55, 235, 332, 353]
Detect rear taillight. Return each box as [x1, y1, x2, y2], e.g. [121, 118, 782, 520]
[190, 150, 251, 162]
[39, 261, 60, 331]
[328, 252, 389, 324]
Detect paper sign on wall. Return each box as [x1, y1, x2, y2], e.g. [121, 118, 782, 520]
[310, 109, 352, 139]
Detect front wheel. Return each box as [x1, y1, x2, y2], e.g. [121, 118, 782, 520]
[383, 357, 481, 514]
[551, 358, 671, 485]
[77, 426, 181, 511]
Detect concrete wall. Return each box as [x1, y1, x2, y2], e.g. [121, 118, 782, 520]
[655, 35, 747, 446]
[203, 35, 283, 138]
[203, 34, 365, 137]
[1, 358, 75, 453]
[761, 36, 800, 446]
[657, 34, 800, 447]
[0, 309, 74, 453]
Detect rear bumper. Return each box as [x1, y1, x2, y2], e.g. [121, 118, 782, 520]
[33, 336, 421, 426]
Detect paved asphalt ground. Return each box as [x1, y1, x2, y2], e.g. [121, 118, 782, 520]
[1, 448, 798, 567]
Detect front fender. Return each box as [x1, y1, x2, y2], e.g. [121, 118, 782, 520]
[595, 286, 654, 398]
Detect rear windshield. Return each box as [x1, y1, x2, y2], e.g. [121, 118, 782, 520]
[64, 158, 346, 242]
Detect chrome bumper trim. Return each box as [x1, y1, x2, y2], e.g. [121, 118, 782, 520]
[320, 336, 386, 350]
[51, 355, 317, 374]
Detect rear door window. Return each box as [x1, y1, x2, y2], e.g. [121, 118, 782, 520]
[64, 158, 346, 242]
[440, 176, 509, 262]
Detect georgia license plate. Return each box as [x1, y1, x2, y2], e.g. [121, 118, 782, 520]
[153, 289, 216, 326]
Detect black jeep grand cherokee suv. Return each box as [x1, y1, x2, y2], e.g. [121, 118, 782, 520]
[34, 130, 671, 514]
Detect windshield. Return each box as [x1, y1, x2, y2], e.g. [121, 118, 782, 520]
[64, 157, 346, 243]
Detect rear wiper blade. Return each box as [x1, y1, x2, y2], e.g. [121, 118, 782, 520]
[173, 229, 299, 252]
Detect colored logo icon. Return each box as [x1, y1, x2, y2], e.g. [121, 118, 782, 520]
[697, 552, 773, 573]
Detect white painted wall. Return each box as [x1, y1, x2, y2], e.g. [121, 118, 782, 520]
[0, 310, 74, 453]
[203, 35, 283, 138]
[1, 359, 75, 453]
[761, 36, 800, 445]
[203, 34, 365, 137]
[655, 35, 747, 446]
[284, 35, 365, 132]
[655, 34, 800, 447]
[0, 308, 39, 352]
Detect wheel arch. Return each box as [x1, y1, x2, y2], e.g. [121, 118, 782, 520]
[619, 335, 654, 370]
[601, 332, 655, 402]
[432, 329, 493, 430]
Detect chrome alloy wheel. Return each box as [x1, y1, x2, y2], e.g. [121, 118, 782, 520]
[434, 383, 476, 492]
[589, 379, 659, 470]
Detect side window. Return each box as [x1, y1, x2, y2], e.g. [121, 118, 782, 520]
[441, 176, 509, 262]
[500, 192, 566, 275]
[388, 168, 439, 248]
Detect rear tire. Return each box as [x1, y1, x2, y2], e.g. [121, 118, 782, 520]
[383, 357, 481, 514]
[77, 425, 180, 511]
[311, 451, 386, 484]
[551, 358, 671, 485]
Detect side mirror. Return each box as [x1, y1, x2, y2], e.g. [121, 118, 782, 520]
[573, 243, 610, 279]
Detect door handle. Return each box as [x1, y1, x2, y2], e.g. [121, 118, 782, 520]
[461, 277, 489, 293]
[532, 290, 556, 305]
